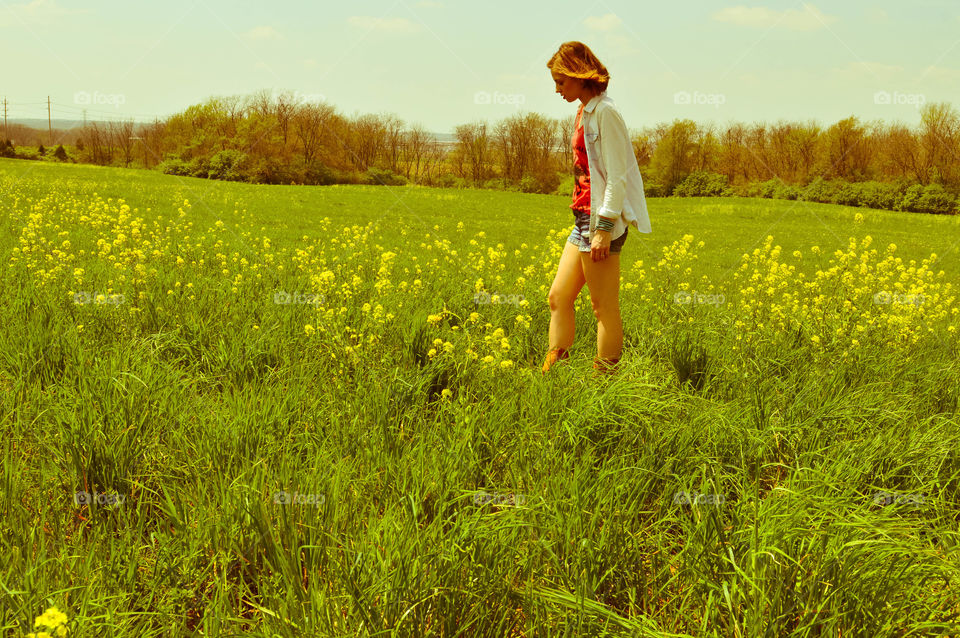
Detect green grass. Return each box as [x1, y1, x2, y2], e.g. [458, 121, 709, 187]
[1, 157, 959, 637]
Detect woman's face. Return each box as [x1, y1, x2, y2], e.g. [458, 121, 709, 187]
[552, 72, 585, 103]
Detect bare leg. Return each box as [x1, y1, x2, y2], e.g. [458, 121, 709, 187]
[580, 251, 623, 359]
[547, 241, 587, 350]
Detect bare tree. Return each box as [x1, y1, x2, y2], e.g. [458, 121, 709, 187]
[113, 120, 136, 167]
[379, 113, 405, 174]
[881, 122, 925, 183]
[346, 113, 386, 171]
[920, 102, 960, 187]
[557, 114, 575, 173]
[293, 102, 336, 164]
[454, 120, 490, 184]
[402, 123, 432, 181]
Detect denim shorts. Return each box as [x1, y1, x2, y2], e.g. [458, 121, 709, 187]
[566, 210, 627, 253]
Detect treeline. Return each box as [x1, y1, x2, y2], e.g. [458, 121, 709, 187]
[4, 89, 959, 213]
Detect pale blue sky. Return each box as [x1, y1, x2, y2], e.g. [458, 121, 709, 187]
[3, 0, 959, 134]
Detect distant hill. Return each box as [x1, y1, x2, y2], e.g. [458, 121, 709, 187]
[9, 119, 458, 145]
[11, 118, 88, 130]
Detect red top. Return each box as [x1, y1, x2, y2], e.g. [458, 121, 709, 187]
[570, 104, 591, 213]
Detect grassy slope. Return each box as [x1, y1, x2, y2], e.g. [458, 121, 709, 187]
[1, 158, 958, 637]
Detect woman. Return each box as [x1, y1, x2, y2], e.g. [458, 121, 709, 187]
[542, 41, 652, 376]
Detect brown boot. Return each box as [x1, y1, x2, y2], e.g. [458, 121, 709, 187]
[592, 356, 621, 376]
[541, 347, 570, 374]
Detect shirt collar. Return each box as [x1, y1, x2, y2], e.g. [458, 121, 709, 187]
[582, 90, 606, 113]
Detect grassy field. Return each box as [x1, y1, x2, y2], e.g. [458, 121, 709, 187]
[1, 157, 959, 637]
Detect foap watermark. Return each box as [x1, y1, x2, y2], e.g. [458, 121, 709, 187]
[74, 90, 126, 109]
[273, 290, 325, 307]
[273, 491, 325, 507]
[873, 291, 925, 307]
[874, 90, 925, 109]
[674, 90, 726, 109]
[673, 490, 725, 506]
[473, 291, 525, 306]
[674, 291, 725, 307]
[473, 491, 526, 506]
[74, 490, 126, 507]
[272, 88, 326, 104]
[73, 291, 125, 305]
[474, 90, 526, 106]
[872, 490, 925, 507]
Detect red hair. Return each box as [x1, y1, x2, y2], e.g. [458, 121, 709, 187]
[547, 41, 610, 93]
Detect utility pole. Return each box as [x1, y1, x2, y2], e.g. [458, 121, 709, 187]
[47, 95, 52, 145]
[3, 98, 7, 141]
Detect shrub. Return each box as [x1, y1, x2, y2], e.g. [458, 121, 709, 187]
[301, 161, 337, 185]
[519, 176, 537, 193]
[831, 182, 861, 207]
[207, 149, 248, 181]
[187, 156, 209, 179]
[898, 184, 925, 212]
[38, 144, 46, 156]
[801, 177, 837, 204]
[672, 171, 733, 197]
[855, 181, 906, 210]
[249, 157, 295, 184]
[643, 180, 667, 197]
[363, 167, 407, 186]
[773, 182, 801, 200]
[158, 157, 189, 176]
[554, 174, 574, 197]
[916, 184, 956, 215]
[0, 140, 14, 158]
[53, 145, 68, 161]
[437, 173, 458, 188]
[520, 169, 560, 194]
[759, 178, 785, 199]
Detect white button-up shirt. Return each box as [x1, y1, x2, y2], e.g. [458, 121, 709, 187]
[578, 90, 652, 241]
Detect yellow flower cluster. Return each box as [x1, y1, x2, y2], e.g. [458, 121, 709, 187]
[26, 606, 68, 638]
[731, 234, 955, 357]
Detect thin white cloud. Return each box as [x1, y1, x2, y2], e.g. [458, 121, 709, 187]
[0, 0, 87, 27]
[830, 60, 904, 83]
[584, 13, 622, 31]
[347, 16, 422, 33]
[920, 65, 960, 83]
[415, 1, 444, 7]
[712, 4, 838, 31]
[244, 25, 283, 41]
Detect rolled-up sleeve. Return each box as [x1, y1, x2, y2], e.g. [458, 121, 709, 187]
[597, 106, 630, 219]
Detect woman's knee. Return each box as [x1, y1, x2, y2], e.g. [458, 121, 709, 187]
[589, 296, 620, 319]
[548, 289, 577, 312]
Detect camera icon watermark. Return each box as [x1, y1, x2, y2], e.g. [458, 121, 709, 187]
[270, 87, 325, 104]
[74, 490, 126, 507]
[674, 291, 725, 307]
[473, 290, 525, 306]
[474, 90, 526, 106]
[873, 90, 925, 109]
[473, 491, 526, 506]
[673, 90, 726, 109]
[272, 491, 325, 507]
[872, 291, 924, 307]
[73, 291, 125, 305]
[273, 290, 325, 307]
[673, 490, 725, 506]
[872, 491, 925, 506]
[73, 90, 126, 109]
